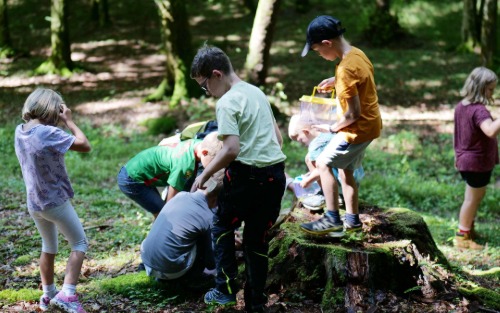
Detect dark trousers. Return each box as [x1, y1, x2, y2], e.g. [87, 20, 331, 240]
[212, 161, 285, 311]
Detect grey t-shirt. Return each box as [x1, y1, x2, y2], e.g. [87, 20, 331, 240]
[141, 191, 214, 275]
[14, 124, 75, 211]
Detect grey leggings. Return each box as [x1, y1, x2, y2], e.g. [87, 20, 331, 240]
[29, 200, 88, 254]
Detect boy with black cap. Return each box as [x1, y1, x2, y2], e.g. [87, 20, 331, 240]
[300, 15, 382, 235]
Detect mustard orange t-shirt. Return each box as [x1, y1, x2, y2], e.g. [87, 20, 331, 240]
[335, 47, 382, 144]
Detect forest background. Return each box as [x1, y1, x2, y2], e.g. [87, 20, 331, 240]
[0, 0, 499, 312]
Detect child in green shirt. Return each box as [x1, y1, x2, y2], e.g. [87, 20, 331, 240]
[117, 132, 222, 217]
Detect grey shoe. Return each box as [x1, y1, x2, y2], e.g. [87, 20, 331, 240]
[344, 220, 362, 232]
[300, 215, 343, 235]
[301, 194, 325, 211]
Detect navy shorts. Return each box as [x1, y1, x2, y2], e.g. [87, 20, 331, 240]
[460, 171, 492, 188]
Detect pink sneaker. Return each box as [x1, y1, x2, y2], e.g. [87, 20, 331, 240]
[39, 294, 51, 311]
[50, 291, 87, 313]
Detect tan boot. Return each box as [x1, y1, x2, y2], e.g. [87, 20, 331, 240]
[454, 232, 484, 250]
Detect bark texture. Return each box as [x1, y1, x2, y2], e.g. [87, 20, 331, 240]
[268, 206, 453, 312]
[151, 0, 195, 105]
[50, 0, 73, 70]
[244, 0, 281, 86]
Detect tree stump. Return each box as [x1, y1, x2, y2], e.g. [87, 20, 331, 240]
[267, 205, 454, 312]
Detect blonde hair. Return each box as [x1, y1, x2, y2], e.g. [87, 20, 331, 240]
[460, 67, 498, 105]
[288, 114, 310, 139]
[200, 132, 223, 157]
[22, 88, 63, 125]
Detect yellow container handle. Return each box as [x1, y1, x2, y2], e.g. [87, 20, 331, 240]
[311, 86, 335, 99]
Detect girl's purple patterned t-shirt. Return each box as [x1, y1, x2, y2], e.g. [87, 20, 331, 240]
[454, 102, 499, 172]
[14, 124, 76, 211]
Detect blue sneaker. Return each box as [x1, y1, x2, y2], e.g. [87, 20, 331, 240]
[300, 215, 343, 235]
[344, 220, 362, 233]
[204, 288, 236, 306]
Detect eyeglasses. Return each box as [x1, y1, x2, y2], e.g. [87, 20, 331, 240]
[200, 77, 210, 96]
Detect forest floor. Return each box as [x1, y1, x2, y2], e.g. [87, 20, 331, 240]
[1, 1, 499, 311]
[1, 36, 499, 313]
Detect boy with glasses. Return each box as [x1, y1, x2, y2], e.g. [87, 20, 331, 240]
[190, 44, 286, 313]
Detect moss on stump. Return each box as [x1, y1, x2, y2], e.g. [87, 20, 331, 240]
[267, 205, 454, 312]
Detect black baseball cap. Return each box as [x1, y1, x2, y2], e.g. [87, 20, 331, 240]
[301, 15, 346, 57]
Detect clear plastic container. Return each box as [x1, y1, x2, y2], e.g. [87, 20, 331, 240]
[293, 175, 321, 199]
[299, 86, 338, 124]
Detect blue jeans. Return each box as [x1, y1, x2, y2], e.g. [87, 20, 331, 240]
[117, 166, 165, 214]
[212, 161, 285, 311]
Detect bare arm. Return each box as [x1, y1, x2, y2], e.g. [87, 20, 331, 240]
[274, 121, 283, 148]
[317, 77, 336, 93]
[300, 169, 320, 188]
[312, 95, 361, 133]
[190, 135, 240, 191]
[165, 185, 180, 203]
[59, 104, 91, 152]
[480, 118, 500, 138]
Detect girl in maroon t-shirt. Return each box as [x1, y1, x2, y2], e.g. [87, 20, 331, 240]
[453, 67, 499, 249]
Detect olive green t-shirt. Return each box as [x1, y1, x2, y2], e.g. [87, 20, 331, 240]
[216, 81, 286, 167]
[125, 139, 201, 189]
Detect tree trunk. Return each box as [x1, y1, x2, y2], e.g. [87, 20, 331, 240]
[462, 0, 480, 47]
[49, 0, 73, 71]
[0, 0, 11, 48]
[149, 0, 195, 106]
[243, 0, 281, 86]
[363, 0, 405, 46]
[480, 0, 497, 67]
[91, 0, 110, 28]
[268, 206, 453, 311]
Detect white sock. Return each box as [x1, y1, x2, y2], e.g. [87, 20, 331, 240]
[42, 283, 58, 298]
[458, 224, 471, 232]
[62, 284, 77, 296]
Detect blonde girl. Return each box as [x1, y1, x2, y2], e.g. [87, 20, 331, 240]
[14, 88, 91, 313]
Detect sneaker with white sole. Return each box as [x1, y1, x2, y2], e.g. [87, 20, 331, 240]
[301, 194, 325, 211]
[343, 220, 362, 232]
[204, 288, 236, 306]
[50, 291, 87, 313]
[39, 294, 52, 311]
[300, 215, 343, 235]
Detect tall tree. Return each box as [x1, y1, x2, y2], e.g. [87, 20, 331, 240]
[363, 0, 405, 46]
[461, 0, 480, 47]
[243, 0, 281, 86]
[37, 0, 73, 74]
[480, 0, 497, 67]
[90, 0, 110, 28]
[148, 0, 195, 106]
[0, 0, 13, 56]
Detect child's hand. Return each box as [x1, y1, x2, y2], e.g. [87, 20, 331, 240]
[317, 77, 335, 93]
[191, 173, 209, 192]
[59, 103, 73, 124]
[300, 179, 312, 188]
